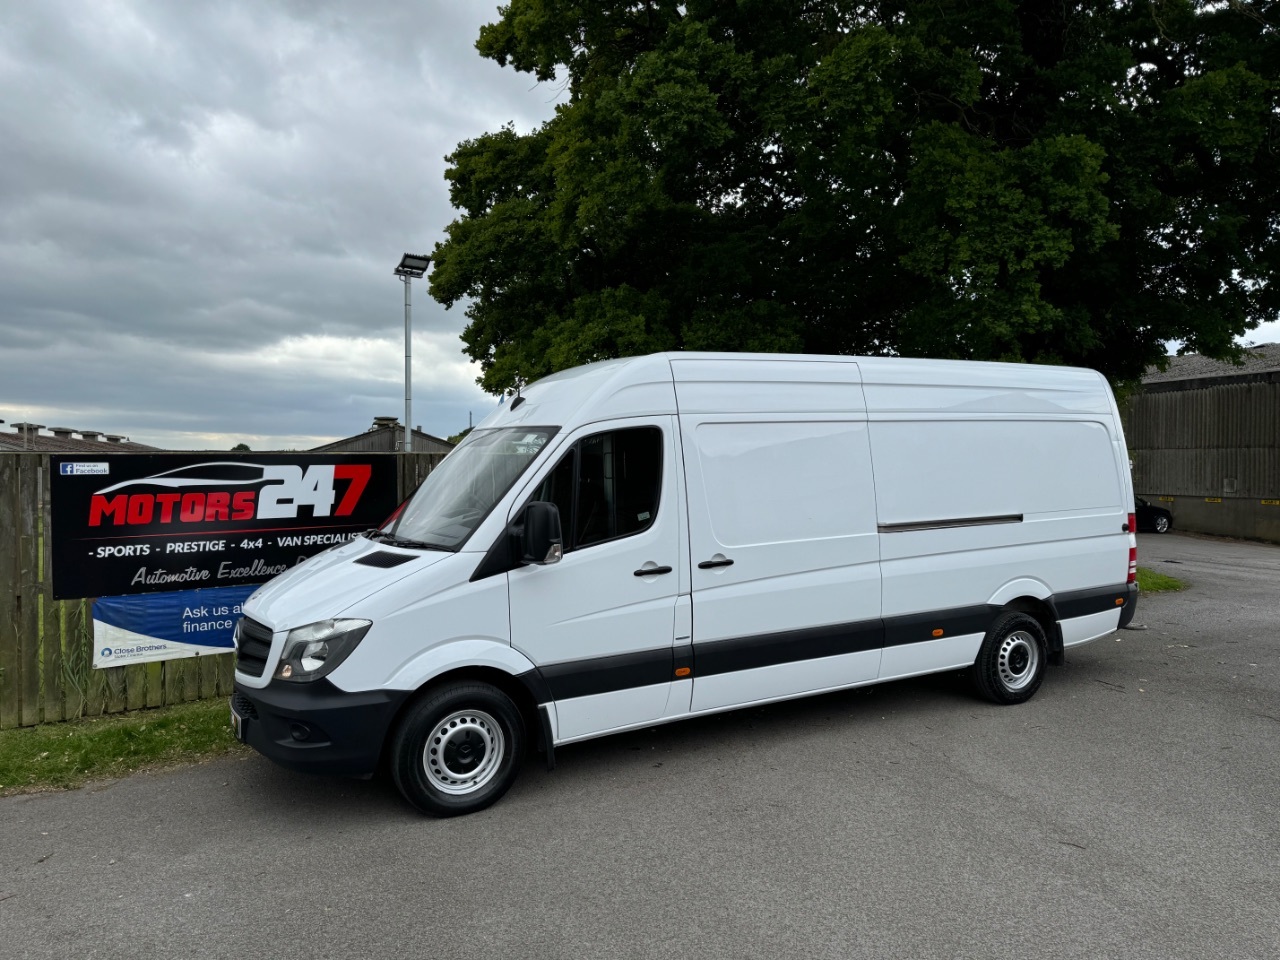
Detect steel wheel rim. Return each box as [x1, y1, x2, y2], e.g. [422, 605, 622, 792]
[423, 709, 505, 795]
[998, 630, 1040, 691]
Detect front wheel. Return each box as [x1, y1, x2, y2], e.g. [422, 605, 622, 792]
[971, 612, 1048, 705]
[390, 682, 525, 816]
[1154, 515, 1170, 533]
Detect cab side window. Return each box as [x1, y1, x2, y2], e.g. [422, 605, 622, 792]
[532, 426, 662, 551]
[531, 448, 576, 529]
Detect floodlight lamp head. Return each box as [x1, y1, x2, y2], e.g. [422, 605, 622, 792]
[394, 253, 431, 278]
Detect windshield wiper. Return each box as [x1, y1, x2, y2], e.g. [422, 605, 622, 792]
[365, 529, 451, 551]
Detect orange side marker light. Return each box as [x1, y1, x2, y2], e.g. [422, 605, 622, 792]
[675, 667, 691, 678]
[931, 629, 944, 637]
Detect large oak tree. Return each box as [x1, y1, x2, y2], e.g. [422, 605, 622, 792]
[429, 1, 1279, 392]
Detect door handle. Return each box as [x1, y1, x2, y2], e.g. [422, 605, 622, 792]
[697, 557, 734, 569]
[634, 565, 673, 577]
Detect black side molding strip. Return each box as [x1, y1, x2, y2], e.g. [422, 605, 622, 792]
[696, 620, 884, 677]
[524, 584, 1131, 703]
[878, 514, 1024, 533]
[1055, 584, 1133, 620]
[540, 647, 672, 700]
[883, 605, 995, 648]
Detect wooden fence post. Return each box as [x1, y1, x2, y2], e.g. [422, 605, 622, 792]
[0, 454, 20, 729]
[17, 456, 41, 726]
[40, 455, 64, 723]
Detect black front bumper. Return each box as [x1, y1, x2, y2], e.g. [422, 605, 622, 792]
[231, 679, 410, 778]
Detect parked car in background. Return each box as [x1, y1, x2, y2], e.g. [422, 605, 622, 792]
[1136, 497, 1173, 533]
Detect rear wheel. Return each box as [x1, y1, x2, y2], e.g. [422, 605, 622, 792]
[971, 612, 1048, 705]
[390, 682, 525, 816]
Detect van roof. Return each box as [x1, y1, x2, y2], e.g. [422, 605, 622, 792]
[473, 352, 1113, 434]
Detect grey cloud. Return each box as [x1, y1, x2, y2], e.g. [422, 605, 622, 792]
[0, 0, 555, 447]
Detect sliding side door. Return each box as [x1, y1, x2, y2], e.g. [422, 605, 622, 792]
[672, 359, 883, 713]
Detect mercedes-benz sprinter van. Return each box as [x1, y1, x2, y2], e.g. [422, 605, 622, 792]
[231, 353, 1137, 816]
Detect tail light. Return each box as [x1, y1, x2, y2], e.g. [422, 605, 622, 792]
[1127, 512, 1138, 584]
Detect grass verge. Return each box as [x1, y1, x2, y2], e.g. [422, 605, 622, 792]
[0, 699, 247, 797]
[1137, 566, 1186, 593]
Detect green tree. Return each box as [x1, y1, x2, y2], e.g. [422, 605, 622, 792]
[231, 442, 251, 452]
[430, 1, 1279, 392]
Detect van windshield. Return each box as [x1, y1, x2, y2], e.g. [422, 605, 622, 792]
[385, 427, 556, 550]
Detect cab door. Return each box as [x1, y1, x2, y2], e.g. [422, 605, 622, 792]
[507, 418, 685, 741]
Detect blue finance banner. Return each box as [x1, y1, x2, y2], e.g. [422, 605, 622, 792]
[92, 584, 258, 669]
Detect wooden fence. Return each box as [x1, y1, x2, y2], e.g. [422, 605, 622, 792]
[0, 451, 444, 729]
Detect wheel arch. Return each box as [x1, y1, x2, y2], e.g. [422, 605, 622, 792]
[986, 579, 1063, 666]
[998, 596, 1064, 666]
[383, 663, 546, 771]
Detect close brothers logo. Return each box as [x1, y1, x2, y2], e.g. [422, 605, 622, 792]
[86, 462, 373, 527]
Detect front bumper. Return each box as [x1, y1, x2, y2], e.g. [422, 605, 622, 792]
[231, 679, 410, 778]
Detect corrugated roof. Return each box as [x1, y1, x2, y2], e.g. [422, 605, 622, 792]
[0, 425, 157, 452]
[0, 424, 156, 458]
[309, 423, 454, 453]
[1143, 343, 1280, 384]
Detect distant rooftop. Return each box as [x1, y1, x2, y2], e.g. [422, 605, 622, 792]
[309, 416, 455, 455]
[0, 422, 157, 453]
[1142, 342, 1280, 390]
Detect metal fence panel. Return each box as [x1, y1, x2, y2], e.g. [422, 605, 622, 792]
[1123, 383, 1280, 540]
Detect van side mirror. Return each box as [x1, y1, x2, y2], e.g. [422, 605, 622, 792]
[520, 501, 563, 565]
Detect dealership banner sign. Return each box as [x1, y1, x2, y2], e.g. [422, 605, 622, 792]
[50, 454, 400, 600]
[93, 584, 257, 668]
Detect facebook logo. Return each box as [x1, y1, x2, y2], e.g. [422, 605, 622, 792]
[60, 462, 109, 476]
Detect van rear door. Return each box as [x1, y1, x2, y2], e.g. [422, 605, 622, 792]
[671, 359, 883, 712]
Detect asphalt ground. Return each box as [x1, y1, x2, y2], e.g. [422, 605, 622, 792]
[2, 532, 1278, 960]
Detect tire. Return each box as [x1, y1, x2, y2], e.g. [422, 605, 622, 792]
[1154, 515, 1170, 534]
[971, 612, 1048, 705]
[390, 682, 525, 817]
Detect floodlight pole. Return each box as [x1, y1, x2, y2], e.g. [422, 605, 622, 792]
[402, 274, 412, 453]
[394, 254, 431, 454]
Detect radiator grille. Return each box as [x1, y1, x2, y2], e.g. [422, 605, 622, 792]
[235, 617, 273, 678]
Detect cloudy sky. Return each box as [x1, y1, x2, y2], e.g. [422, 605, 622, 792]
[0, 0, 558, 450]
[3, 3, 1276, 452]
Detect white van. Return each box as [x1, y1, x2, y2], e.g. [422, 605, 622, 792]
[231, 353, 1137, 816]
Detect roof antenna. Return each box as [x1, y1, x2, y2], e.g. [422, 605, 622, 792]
[510, 377, 525, 410]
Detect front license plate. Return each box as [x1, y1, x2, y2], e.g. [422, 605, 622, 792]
[231, 705, 246, 742]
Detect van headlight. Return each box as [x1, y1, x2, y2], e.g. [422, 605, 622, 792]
[273, 619, 372, 683]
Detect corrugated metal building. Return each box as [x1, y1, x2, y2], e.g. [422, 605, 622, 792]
[1122, 343, 1280, 542]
